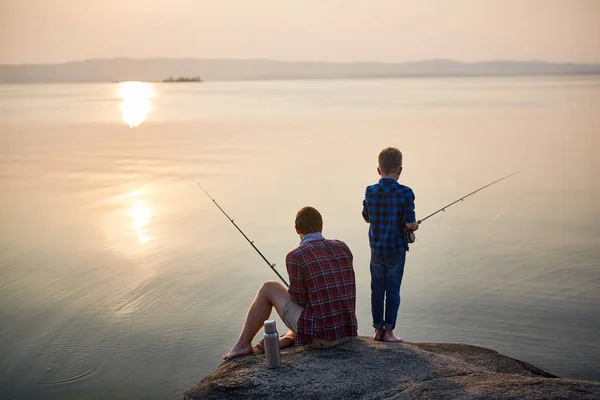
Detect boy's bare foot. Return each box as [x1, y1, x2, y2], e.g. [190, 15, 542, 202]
[382, 330, 404, 342]
[372, 328, 385, 341]
[222, 341, 253, 360]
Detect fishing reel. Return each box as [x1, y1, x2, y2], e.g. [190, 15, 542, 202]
[405, 229, 416, 244]
[405, 221, 420, 244]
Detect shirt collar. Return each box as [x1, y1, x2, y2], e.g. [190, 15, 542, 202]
[300, 232, 325, 245]
[379, 178, 399, 185]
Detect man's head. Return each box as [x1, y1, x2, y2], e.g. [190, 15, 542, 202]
[295, 206, 323, 236]
[377, 146, 403, 178]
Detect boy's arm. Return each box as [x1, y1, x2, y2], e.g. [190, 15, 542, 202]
[362, 199, 370, 223]
[406, 222, 419, 231]
[404, 190, 418, 231]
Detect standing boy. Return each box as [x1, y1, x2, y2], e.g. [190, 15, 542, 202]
[362, 147, 418, 342]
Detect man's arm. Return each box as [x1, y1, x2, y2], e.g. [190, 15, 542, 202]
[286, 253, 308, 306]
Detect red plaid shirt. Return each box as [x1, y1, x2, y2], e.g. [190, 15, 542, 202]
[286, 238, 358, 345]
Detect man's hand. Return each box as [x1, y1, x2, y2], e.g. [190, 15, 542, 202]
[405, 222, 419, 231]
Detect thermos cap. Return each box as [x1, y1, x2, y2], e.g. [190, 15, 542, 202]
[264, 320, 277, 334]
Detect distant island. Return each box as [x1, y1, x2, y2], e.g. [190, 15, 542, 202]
[1, 58, 599, 83]
[162, 76, 202, 83]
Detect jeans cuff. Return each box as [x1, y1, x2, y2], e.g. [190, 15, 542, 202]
[384, 323, 396, 330]
[372, 322, 384, 329]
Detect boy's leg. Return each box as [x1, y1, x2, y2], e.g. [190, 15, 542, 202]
[383, 252, 406, 342]
[223, 280, 290, 360]
[370, 253, 386, 340]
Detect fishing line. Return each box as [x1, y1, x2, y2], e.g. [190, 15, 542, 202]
[436, 208, 444, 232]
[407, 172, 518, 243]
[198, 183, 289, 288]
[489, 192, 520, 225]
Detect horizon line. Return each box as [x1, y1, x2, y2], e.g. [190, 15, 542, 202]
[2, 57, 600, 67]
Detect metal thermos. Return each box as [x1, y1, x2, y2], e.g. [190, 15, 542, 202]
[263, 320, 280, 368]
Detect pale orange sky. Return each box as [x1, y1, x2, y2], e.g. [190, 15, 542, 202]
[1, 0, 599, 64]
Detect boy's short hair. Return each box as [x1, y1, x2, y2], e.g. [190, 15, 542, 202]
[378, 147, 403, 175]
[295, 206, 323, 235]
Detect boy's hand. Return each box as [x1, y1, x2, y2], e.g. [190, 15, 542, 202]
[405, 222, 419, 231]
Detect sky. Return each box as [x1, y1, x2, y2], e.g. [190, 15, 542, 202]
[1, 0, 599, 65]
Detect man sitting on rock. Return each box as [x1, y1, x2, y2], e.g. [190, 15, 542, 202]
[223, 206, 358, 360]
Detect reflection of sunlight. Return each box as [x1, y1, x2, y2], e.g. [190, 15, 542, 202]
[102, 190, 155, 253]
[131, 199, 152, 243]
[118, 82, 153, 128]
[101, 191, 159, 318]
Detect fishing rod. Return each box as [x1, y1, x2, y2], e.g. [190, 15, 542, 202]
[198, 183, 289, 288]
[407, 172, 518, 243]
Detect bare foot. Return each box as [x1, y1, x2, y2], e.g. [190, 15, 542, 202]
[372, 328, 385, 341]
[222, 341, 253, 360]
[254, 334, 295, 353]
[382, 330, 403, 342]
[254, 338, 265, 352]
[279, 334, 295, 349]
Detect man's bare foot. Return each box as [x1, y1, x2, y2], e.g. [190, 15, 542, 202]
[254, 334, 295, 353]
[372, 328, 385, 341]
[279, 334, 295, 349]
[222, 341, 253, 360]
[254, 338, 265, 352]
[382, 329, 403, 342]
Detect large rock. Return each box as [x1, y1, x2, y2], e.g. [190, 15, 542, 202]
[185, 337, 600, 399]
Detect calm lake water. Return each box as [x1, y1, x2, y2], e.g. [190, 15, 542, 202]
[1, 77, 599, 399]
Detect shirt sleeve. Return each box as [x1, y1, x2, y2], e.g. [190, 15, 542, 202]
[362, 187, 370, 222]
[404, 189, 416, 223]
[286, 251, 308, 307]
[340, 240, 353, 261]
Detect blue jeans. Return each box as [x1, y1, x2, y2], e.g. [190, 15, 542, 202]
[370, 251, 406, 330]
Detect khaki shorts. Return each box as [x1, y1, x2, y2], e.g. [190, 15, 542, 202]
[279, 299, 352, 349]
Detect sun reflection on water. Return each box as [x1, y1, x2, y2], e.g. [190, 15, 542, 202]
[103, 190, 155, 256]
[130, 199, 152, 243]
[118, 82, 153, 128]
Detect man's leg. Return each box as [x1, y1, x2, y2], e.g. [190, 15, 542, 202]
[382, 252, 406, 342]
[370, 254, 386, 340]
[222, 280, 290, 360]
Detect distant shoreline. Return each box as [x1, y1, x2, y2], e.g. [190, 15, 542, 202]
[1, 74, 599, 85]
[1, 58, 599, 84]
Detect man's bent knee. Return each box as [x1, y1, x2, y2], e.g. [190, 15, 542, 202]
[259, 281, 287, 298]
[260, 280, 283, 291]
[258, 281, 290, 311]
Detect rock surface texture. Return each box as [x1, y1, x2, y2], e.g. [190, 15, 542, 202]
[185, 337, 600, 399]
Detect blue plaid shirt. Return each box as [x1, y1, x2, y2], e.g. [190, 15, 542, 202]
[362, 178, 416, 256]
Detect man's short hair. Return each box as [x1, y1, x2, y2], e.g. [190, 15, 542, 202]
[378, 147, 403, 175]
[295, 206, 323, 235]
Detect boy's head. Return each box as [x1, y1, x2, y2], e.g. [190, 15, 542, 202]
[377, 146, 403, 177]
[295, 206, 323, 235]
